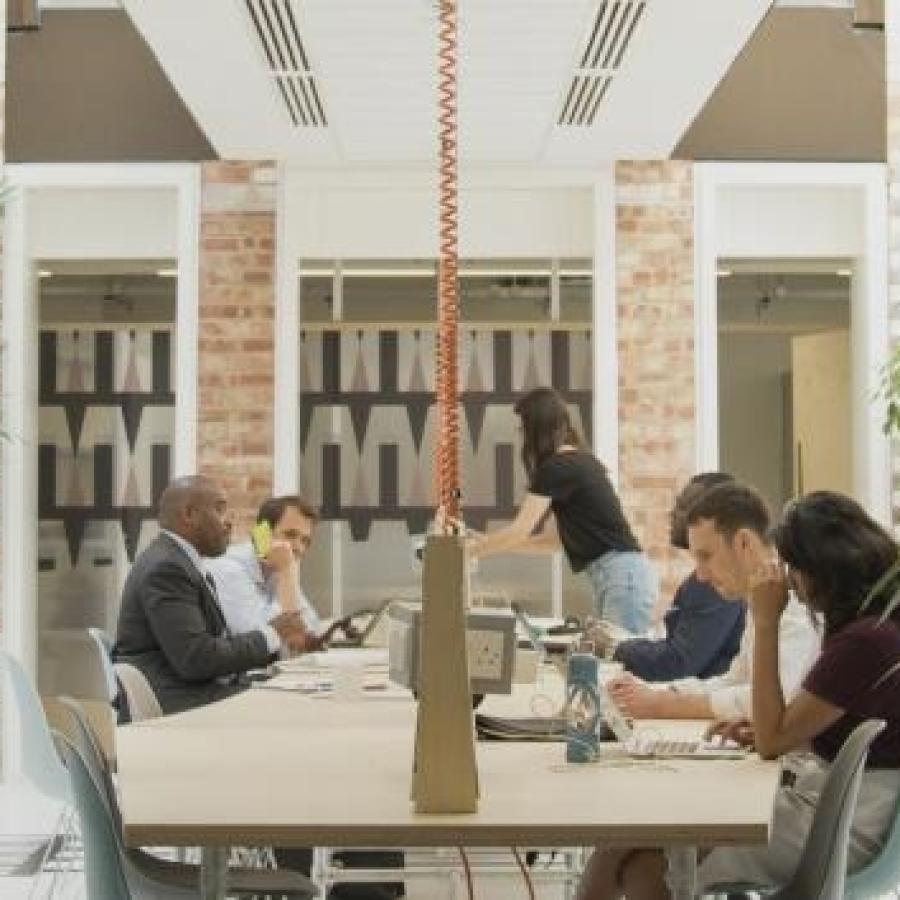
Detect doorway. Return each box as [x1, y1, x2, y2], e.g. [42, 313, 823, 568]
[717, 258, 851, 512]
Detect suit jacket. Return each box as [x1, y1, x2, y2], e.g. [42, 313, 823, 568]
[113, 532, 274, 714]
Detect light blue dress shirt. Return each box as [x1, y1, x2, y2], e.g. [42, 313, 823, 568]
[205, 540, 322, 642]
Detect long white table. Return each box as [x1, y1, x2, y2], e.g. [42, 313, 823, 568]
[116, 681, 779, 899]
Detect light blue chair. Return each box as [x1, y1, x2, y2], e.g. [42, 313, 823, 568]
[0, 649, 69, 804]
[56, 731, 201, 900]
[0, 649, 77, 893]
[844, 785, 900, 899]
[56, 696, 316, 898]
[87, 627, 119, 705]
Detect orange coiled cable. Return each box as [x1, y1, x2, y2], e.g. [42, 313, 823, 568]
[435, 0, 461, 524]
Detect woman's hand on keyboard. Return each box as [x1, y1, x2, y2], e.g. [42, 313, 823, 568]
[705, 717, 755, 750]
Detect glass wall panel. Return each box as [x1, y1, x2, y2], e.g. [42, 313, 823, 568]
[37, 265, 176, 699]
[298, 259, 593, 618]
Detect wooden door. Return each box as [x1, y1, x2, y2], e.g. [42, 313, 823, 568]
[791, 330, 851, 496]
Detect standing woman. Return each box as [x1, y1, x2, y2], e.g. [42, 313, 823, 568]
[467, 386, 657, 634]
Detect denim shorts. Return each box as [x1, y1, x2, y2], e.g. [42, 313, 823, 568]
[583, 550, 657, 635]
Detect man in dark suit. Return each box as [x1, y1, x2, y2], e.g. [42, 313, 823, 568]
[114, 475, 308, 714]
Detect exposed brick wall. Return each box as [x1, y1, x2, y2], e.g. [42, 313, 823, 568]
[615, 161, 696, 610]
[888, 4, 900, 530]
[198, 161, 277, 532]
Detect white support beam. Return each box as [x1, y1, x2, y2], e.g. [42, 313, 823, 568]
[592, 166, 618, 486]
[2, 185, 37, 781]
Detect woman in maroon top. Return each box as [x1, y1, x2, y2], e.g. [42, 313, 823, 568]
[577, 491, 900, 898]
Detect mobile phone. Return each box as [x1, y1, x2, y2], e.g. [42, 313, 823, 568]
[250, 521, 273, 559]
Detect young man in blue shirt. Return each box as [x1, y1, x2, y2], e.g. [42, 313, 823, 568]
[587, 472, 746, 682]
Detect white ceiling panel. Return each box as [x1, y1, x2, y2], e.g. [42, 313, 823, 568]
[122, 0, 772, 165]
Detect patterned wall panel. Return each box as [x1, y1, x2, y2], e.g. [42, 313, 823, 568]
[298, 327, 593, 541]
[38, 328, 176, 571]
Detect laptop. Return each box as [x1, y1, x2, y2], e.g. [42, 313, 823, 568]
[329, 598, 393, 649]
[510, 603, 581, 654]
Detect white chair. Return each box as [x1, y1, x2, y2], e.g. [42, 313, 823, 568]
[113, 663, 163, 721]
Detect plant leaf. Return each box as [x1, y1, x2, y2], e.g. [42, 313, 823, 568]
[860, 557, 900, 616]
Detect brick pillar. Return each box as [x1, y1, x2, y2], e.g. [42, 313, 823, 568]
[887, 2, 900, 528]
[615, 161, 696, 606]
[198, 161, 277, 531]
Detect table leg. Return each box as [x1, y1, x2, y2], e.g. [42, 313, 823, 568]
[200, 845, 228, 900]
[664, 846, 697, 900]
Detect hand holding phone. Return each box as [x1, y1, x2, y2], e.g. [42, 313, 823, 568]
[250, 521, 273, 559]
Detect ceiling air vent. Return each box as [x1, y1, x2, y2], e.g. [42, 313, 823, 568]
[558, 0, 647, 127]
[244, 0, 327, 127]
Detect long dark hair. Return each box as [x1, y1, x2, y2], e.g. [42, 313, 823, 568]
[513, 387, 584, 480]
[771, 491, 900, 634]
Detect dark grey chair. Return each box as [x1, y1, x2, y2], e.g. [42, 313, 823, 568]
[707, 718, 887, 900]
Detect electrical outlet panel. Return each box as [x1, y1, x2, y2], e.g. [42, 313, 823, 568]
[388, 603, 516, 695]
[466, 629, 505, 681]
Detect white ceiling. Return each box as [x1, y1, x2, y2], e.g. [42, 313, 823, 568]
[121, 0, 773, 166]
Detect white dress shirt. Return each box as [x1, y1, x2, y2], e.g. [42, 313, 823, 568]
[663, 593, 821, 719]
[205, 540, 322, 642]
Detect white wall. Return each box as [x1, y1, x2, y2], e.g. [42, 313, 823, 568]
[28, 187, 179, 259]
[717, 185, 864, 258]
[286, 170, 594, 259]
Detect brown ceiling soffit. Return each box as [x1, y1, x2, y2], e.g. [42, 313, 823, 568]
[673, 7, 885, 163]
[8, 0, 40, 31]
[6, 10, 218, 163]
[854, 0, 884, 30]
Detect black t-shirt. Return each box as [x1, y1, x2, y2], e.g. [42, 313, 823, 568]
[529, 450, 640, 572]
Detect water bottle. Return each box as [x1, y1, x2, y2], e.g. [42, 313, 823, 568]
[565, 650, 600, 763]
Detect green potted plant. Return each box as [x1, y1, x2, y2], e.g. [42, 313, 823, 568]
[865, 348, 900, 619]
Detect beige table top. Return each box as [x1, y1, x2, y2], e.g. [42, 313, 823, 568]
[117, 682, 780, 849]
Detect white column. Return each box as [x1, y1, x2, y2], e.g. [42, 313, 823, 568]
[273, 163, 300, 493]
[330, 262, 344, 618]
[693, 163, 720, 472]
[853, 170, 891, 525]
[2, 185, 38, 780]
[592, 166, 618, 486]
[173, 167, 201, 477]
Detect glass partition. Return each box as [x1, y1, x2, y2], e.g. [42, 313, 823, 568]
[36, 264, 176, 699]
[298, 259, 593, 618]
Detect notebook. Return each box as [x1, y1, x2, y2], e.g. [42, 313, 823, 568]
[475, 713, 617, 743]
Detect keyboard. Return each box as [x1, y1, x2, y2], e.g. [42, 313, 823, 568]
[627, 737, 748, 760]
